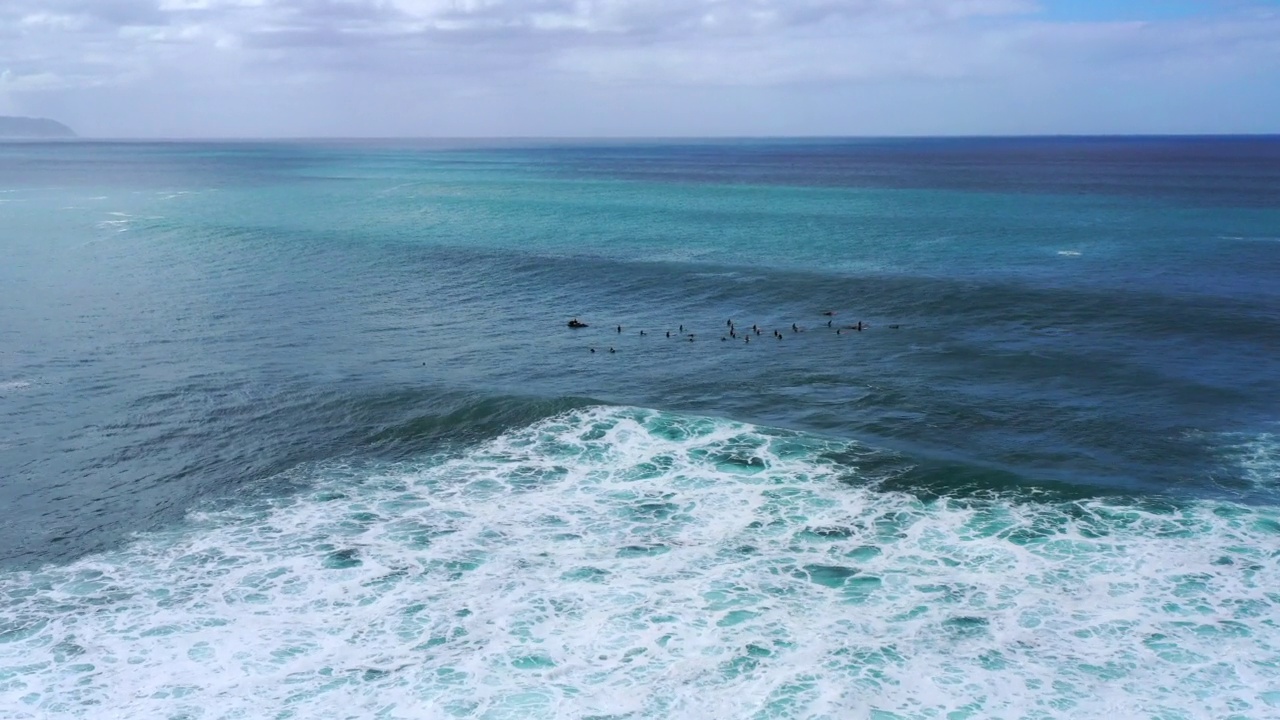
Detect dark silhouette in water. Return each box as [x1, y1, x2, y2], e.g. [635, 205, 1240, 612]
[590, 348, 595, 353]
[565, 314, 896, 351]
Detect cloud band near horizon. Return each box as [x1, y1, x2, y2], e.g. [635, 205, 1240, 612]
[2, 0, 1278, 136]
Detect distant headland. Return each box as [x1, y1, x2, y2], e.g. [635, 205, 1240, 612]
[0, 116, 77, 138]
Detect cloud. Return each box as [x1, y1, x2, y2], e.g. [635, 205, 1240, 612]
[0, 0, 1278, 135]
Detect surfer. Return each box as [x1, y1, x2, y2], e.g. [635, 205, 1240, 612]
[568, 318, 588, 328]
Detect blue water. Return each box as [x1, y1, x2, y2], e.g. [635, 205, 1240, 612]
[1, 138, 1279, 718]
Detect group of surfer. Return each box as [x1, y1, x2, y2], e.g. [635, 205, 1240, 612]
[569, 312, 899, 353]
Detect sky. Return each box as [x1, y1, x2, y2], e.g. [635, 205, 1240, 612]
[1, 0, 1278, 137]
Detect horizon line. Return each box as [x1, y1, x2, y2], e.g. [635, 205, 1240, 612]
[6, 132, 1280, 143]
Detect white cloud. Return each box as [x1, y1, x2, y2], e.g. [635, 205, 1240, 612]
[0, 0, 1277, 135]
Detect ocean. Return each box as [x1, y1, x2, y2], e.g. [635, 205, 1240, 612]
[1, 137, 1278, 718]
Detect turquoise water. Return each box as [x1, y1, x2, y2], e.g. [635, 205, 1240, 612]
[1, 138, 1279, 718]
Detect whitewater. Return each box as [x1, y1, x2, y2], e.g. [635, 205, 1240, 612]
[3, 408, 1278, 719]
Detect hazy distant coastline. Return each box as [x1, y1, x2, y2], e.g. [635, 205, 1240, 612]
[0, 116, 76, 138]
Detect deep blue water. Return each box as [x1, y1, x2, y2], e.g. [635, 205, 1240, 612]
[1, 138, 1279, 718]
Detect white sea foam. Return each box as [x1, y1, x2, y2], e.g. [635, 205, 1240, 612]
[1, 407, 1278, 719]
[1057, 250, 1082, 257]
[1216, 428, 1280, 491]
[95, 212, 133, 233]
[0, 381, 32, 392]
